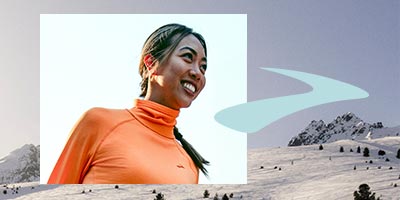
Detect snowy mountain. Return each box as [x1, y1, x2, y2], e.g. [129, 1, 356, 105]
[4, 137, 400, 199]
[0, 144, 40, 184]
[288, 112, 400, 146]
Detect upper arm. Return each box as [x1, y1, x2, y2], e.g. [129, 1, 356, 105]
[48, 108, 108, 183]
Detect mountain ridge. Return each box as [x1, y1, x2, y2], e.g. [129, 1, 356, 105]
[0, 144, 40, 184]
[288, 112, 400, 146]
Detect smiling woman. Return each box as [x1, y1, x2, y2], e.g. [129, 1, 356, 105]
[47, 24, 209, 184]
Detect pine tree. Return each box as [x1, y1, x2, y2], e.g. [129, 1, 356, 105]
[357, 146, 361, 153]
[340, 146, 344, 152]
[154, 193, 165, 200]
[397, 148, 400, 159]
[378, 150, 385, 156]
[354, 184, 376, 200]
[203, 190, 210, 198]
[319, 144, 323, 150]
[363, 147, 370, 157]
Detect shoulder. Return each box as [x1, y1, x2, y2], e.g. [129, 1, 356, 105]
[83, 107, 115, 120]
[73, 107, 132, 133]
[81, 107, 130, 126]
[70, 107, 133, 141]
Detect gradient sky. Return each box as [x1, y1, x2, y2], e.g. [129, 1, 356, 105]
[247, 1, 400, 148]
[0, 0, 398, 163]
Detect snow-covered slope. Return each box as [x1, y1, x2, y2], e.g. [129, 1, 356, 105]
[288, 112, 400, 146]
[5, 137, 400, 200]
[248, 137, 400, 199]
[0, 144, 40, 184]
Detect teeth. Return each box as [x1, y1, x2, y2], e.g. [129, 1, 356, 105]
[183, 82, 196, 93]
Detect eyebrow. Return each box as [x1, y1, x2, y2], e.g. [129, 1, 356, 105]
[179, 46, 207, 62]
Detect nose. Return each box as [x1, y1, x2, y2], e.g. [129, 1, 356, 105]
[189, 66, 202, 80]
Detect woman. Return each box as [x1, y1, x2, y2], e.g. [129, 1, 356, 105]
[48, 23, 209, 184]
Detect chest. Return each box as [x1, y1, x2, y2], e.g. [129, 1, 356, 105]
[83, 123, 198, 184]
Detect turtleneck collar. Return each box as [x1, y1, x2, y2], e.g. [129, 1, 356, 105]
[128, 99, 180, 139]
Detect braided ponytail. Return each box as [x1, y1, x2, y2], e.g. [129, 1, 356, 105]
[174, 126, 209, 176]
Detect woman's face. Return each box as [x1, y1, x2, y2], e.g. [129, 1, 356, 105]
[146, 34, 207, 110]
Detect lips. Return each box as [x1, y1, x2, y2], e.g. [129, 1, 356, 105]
[181, 80, 196, 94]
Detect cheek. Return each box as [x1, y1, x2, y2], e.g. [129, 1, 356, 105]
[199, 77, 206, 92]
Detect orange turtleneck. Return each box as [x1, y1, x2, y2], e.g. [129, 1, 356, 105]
[48, 99, 199, 184]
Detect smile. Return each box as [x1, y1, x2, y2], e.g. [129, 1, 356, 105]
[182, 81, 196, 93]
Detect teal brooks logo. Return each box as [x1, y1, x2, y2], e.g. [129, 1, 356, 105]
[215, 68, 369, 133]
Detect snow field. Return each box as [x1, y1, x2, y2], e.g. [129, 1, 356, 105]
[5, 137, 400, 199]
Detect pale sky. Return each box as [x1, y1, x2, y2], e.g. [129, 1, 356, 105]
[40, 14, 247, 184]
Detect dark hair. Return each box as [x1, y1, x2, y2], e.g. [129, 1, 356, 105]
[139, 23, 207, 98]
[138, 23, 209, 176]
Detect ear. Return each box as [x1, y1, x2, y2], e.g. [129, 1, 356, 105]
[144, 54, 155, 70]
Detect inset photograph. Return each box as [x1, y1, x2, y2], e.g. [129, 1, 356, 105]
[40, 14, 247, 184]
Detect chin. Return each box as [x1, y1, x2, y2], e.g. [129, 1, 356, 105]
[178, 99, 193, 109]
[180, 102, 192, 108]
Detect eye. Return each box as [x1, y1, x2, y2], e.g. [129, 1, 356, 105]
[182, 53, 193, 62]
[200, 64, 207, 74]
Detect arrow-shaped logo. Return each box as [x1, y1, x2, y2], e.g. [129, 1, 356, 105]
[215, 68, 369, 133]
